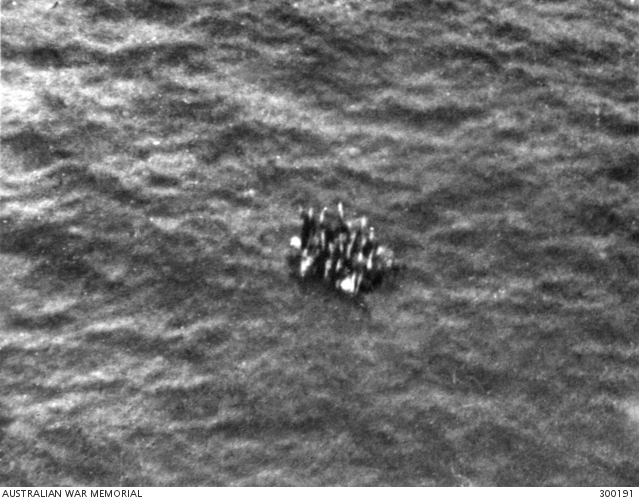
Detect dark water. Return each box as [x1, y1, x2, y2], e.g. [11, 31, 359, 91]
[1, 0, 638, 486]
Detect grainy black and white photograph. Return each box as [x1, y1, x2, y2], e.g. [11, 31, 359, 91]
[1, 0, 638, 487]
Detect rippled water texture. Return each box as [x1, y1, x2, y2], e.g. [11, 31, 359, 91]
[1, 0, 638, 486]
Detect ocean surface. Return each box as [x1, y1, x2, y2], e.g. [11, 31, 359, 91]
[1, 0, 638, 486]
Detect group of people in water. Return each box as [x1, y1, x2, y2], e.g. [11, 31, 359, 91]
[289, 203, 399, 295]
